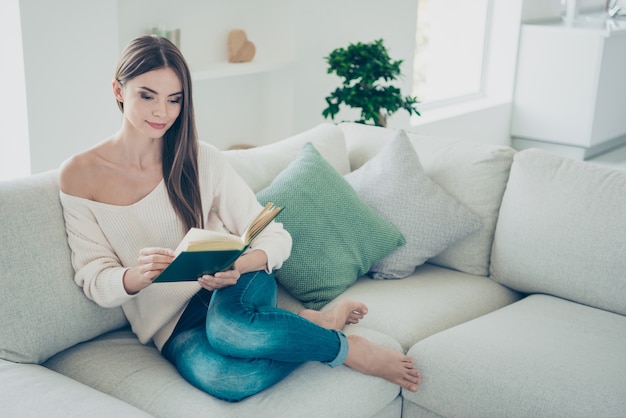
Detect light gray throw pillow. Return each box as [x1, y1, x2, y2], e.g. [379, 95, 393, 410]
[345, 130, 481, 280]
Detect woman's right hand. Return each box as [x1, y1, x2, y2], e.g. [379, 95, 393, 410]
[123, 247, 175, 294]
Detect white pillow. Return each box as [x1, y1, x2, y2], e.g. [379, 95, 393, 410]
[345, 130, 482, 280]
[410, 135, 515, 276]
[222, 123, 350, 193]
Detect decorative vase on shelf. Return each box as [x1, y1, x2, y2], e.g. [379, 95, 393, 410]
[228, 29, 256, 63]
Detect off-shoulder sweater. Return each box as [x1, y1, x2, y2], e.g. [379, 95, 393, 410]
[60, 142, 292, 351]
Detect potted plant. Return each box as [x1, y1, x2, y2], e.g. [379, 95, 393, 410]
[322, 39, 420, 127]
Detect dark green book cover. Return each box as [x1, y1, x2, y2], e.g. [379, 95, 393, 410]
[153, 245, 248, 283]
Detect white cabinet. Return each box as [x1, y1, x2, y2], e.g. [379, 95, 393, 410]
[511, 17, 626, 159]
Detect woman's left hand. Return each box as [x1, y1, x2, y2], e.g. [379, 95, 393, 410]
[198, 269, 240, 291]
[198, 250, 267, 291]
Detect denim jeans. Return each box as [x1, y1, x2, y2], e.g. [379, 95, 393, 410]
[161, 270, 348, 402]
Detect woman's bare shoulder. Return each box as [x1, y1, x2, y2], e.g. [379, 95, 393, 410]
[58, 146, 104, 199]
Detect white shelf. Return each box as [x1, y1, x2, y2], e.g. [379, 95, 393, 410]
[191, 60, 293, 81]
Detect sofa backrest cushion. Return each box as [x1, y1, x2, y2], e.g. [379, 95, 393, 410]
[490, 149, 626, 315]
[223, 123, 350, 193]
[0, 171, 128, 364]
[340, 123, 515, 276]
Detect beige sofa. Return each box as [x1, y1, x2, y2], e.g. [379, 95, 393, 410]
[1, 123, 624, 417]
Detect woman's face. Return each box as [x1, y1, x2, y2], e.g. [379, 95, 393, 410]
[115, 67, 183, 140]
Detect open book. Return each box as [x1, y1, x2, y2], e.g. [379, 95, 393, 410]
[153, 203, 283, 283]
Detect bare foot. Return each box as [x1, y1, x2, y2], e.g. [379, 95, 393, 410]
[299, 300, 368, 330]
[344, 335, 421, 392]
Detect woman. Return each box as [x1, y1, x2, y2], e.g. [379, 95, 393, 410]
[59, 35, 420, 401]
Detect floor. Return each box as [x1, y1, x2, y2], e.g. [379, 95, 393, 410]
[587, 145, 626, 171]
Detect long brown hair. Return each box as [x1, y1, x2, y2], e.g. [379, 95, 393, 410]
[114, 35, 203, 231]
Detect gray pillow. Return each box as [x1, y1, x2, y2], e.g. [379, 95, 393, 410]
[345, 130, 481, 279]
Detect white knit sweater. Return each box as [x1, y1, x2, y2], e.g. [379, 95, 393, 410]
[60, 142, 292, 350]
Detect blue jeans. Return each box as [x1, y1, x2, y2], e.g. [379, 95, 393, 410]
[161, 270, 348, 402]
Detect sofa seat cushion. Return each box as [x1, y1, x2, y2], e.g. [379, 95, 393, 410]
[325, 264, 521, 352]
[0, 171, 127, 364]
[340, 122, 515, 276]
[0, 359, 151, 417]
[44, 328, 403, 418]
[491, 149, 626, 316]
[404, 294, 626, 418]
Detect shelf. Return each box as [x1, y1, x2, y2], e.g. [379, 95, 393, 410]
[191, 60, 293, 81]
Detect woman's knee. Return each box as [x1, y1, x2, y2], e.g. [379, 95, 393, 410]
[210, 271, 277, 318]
[206, 312, 275, 358]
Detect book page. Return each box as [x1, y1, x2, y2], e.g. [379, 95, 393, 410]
[175, 203, 283, 255]
[244, 203, 284, 244]
[175, 228, 243, 255]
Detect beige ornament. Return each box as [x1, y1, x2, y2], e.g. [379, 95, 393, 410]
[228, 29, 256, 63]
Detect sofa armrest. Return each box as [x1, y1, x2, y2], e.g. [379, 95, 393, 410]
[0, 359, 152, 417]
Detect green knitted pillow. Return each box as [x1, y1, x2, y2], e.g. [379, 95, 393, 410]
[257, 143, 404, 310]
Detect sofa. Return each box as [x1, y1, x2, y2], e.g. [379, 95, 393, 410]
[1, 122, 625, 418]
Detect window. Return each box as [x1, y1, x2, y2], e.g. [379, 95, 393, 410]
[412, 0, 491, 105]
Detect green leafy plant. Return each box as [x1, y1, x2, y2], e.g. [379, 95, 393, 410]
[322, 39, 420, 127]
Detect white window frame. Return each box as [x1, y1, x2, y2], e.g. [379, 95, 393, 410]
[410, 0, 524, 145]
[413, 0, 493, 108]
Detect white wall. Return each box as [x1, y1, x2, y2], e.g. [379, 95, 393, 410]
[117, 0, 296, 69]
[117, 0, 297, 149]
[19, 0, 120, 174]
[0, 0, 30, 180]
[18, 0, 600, 175]
[10, 0, 526, 175]
[411, 102, 514, 146]
[116, 0, 417, 147]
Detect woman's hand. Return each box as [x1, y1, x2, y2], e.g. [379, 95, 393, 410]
[198, 269, 241, 291]
[123, 247, 175, 294]
[197, 249, 268, 291]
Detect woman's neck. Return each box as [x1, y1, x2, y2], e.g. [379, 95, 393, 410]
[109, 129, 163, 171]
